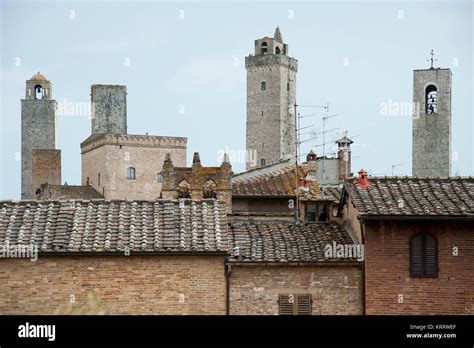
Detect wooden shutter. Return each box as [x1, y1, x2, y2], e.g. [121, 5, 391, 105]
[410, 233, 438, 278]
[278, 294, 312, 315]
[279, 294, 294, 315]
[296, 294, 312, 315]
[425, 234, 438, 277]
[410, 234, 423, 277]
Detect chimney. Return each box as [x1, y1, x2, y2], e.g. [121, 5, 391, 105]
[354, 168, 370, 188]
[336, 135, 353, 181]
[306, 150, 317, 179]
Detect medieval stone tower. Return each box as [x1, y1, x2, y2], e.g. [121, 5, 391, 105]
[91, 84, 127, 134]
[245, 27, 298, 170]
[21, 72, 57, 199]
[412, 64, 452, 177]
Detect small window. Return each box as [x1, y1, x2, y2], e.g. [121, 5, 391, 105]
[306, 203, 328, 223]
[260, 158, 266, 167]
[157, 173, 162, 183]
[127, 167, 136, 180]
[98, 173, 100, 186]
[261, 42, 268, 54]
[287, 82, 290, 91]
[410, 233, 438, 277]
[261, 81, 266, 91]
[275, 46, 281, 54]
[278, 294, 312, 315]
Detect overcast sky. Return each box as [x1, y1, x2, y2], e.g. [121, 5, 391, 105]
[1, 0, 472, 199]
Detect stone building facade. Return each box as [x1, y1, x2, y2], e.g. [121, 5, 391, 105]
[21, 73, 58, 199]
[91, 84, 127, 135]
[246, 28, 297, 170]
[161, 152, 232, 213]
[412, 68, 452, 177]
[81, 133, 187, 200]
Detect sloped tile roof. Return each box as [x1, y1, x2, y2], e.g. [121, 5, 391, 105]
[233, 164, 334, 201]
[0, 200, 228, 253]
[344, 177, 474, 217]
[228, 221, 358, 263]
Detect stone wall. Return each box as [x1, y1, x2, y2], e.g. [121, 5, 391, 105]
[21, 100, 57, 199]
[412, 68, 451, 177]
[91, 85, 127, 135]
[81, 134, 187, 200]
[0, 256, 226, 315]
[229, 265, 362, 315]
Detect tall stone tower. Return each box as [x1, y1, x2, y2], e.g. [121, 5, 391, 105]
[21, 72, 57, 199]
[412, 62, 452, 177]
[91, 85, 127, 134]
[245, 27, 298, 170]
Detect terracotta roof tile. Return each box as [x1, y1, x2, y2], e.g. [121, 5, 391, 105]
[344, 177, 474, 217]
[228, 221, 358, 263]
[0, 200, 228, 253]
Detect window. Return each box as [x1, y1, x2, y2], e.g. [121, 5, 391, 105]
[127, 167, 136, 180]
[203, 179, 217, 199]
[425, 85, 438, 114]
[34, 85, 44, 100]
[287, 82, 290, 91]
[275, 46, 281, 54]
[177, 179, 191, 198]
[157, 173, 162, 183]
[261, 42, 268, 54]
[305, 203, 328, 223]
[261, 81, 266, 91]
[260, 158, 266, 167]
[410, 233, 438, 277]
[98, 173, 100, 186]
[278, 294, 312, 315]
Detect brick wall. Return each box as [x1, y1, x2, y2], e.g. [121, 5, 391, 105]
[364, 220, 474, 314]
[229, 265, 362, 315]
[0, 256, 226, 315]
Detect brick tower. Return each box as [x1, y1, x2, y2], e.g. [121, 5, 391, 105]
[245, 27, 298, 170]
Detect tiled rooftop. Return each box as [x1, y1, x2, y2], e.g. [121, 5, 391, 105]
[0, 200, 227, 253]
[228, 221, 358, 263]
[344, 177, 474, 217]
[232, 163, 336, 201]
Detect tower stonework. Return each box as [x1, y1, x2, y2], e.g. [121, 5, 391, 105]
[91, 85, 127, 135]
[245, 27, 297, 170]
[412, 68, 452, 177]
[21, 72, 57, 199]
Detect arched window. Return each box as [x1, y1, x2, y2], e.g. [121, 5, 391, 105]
[261, 42, 268, 54]
[425, 85, 438, 114]
[261, 81, 266, 91]
[34, 85, 44, 100]
[156, 173, 162, 183]
[177, 179, 191, 198]
[410, 233, 438, 277]
[203, 179, 217, 199]
[261, 158, 266, 167]
[127, 167, 136, 180]
[275, 46, 281, 54]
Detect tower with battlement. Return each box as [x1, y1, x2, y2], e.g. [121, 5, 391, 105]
[245, 27, 298, 170]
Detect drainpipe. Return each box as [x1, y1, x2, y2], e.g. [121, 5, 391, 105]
[358, 218, 366, 315]
[225, 261, 232, 315]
